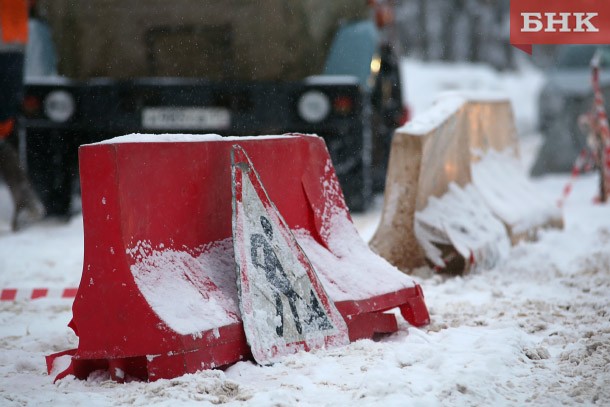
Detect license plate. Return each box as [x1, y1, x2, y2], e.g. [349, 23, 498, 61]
[142, 107, 231, 130]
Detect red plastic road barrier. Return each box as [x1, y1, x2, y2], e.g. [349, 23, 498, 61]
[1, 288, 77, 301]
[46, 134, 429, 383]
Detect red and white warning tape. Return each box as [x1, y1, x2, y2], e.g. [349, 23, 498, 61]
[0, 288, 77, 301]
[558, 147, 596, 207]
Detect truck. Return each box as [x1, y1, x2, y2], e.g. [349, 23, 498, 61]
[23, 0, 408, 217]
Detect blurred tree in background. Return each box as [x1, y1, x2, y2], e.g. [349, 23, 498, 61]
[394, 0, 558, 70]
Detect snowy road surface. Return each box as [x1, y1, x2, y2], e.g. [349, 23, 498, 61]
[1, 167, 609, 406]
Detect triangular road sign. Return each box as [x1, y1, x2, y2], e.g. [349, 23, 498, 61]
[231, 144, 349, 364]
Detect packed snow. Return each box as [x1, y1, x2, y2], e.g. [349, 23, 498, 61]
[1, 59, 609, 406]
[399, 93, 466, 136]
[471, 149, 563, 237]
[129, 239, 241, 335]
[99, 133, 298, 144]
[414, 182, 511, 270]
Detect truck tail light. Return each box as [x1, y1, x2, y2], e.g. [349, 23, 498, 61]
[22, 95, 42, 117]
[333, 95, 354, 115]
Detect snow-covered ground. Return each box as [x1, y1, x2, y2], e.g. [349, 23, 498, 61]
[1, 60, 609, 406]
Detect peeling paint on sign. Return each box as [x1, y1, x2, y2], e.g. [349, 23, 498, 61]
[231, 145, 349, 364]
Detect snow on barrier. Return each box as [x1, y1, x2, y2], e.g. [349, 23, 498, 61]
[46, 133, 429, 382]
[370, 93, 563, 273]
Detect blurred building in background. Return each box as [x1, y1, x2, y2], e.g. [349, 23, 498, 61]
[394, 0, 560, 70]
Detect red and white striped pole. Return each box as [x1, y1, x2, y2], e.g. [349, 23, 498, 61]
[591, 52, 610, 203]
[0, 288, 77, 301]
[558, 147, 595, 207]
